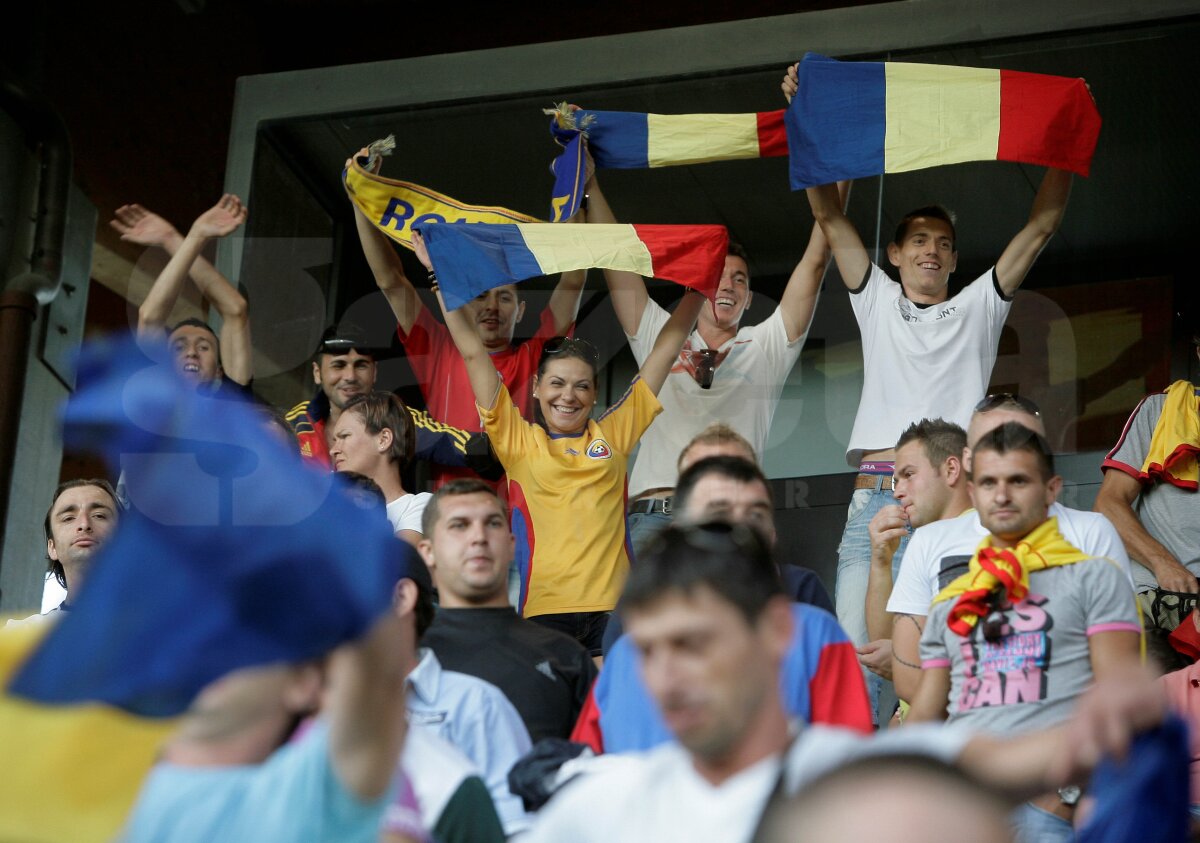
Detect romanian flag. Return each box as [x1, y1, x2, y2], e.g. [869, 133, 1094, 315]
[786, 52, 1102, 189]
[344, 138, 539, 250]
[547, 104, 788, 221]
[414, 222, 729, 310]
[0, 336, 403, 842]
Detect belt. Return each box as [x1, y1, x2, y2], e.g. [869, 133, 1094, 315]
[628, 497, 672, 516]
[854, 473, 894, 491]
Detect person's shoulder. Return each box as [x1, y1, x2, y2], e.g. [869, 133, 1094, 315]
[1050, 502, 1108, 531]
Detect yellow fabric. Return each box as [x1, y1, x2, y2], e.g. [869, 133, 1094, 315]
[0, 623, 178, 842]
[480, 380, 661, 617]
[343, 161, 540, 250]
[1141, 379, 1200, 488]
[647, 113, 760, 168]
[932, 517, 1090, 632]
[517, 223, 655, 278]
[884, 63, 1000, 173]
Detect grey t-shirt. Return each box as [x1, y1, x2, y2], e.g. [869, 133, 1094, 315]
[920, 556, 1140, 735]
[1103, 390, 1200, 575]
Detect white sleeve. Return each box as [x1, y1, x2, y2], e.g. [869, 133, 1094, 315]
[785, 724, 974, 793]
[745, 307, 807, 381]
[887, 526, 936, 616]
[1076, 510, 1135, 588]
[625, 298, 671, 368]
[847, 263, 891, 327]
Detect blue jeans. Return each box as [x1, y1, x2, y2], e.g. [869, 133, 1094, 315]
[835, 481, 909, 725]
[628, 509, 672, 564]
[1011, 802, 1074, 843]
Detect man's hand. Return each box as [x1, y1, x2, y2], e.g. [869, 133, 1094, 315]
[345, 146, 382, 176]
[191, 194, 247, 240]
[1153, 560, 1200, 594]
[869, 505, 908, 568]
[1048, 664, 1167, 787]
[857, 639, 893, 681]
[110, 204, 180, 248]
[781, 63, 799, 103]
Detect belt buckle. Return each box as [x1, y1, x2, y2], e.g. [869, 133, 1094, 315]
[661, 497, 672, 516]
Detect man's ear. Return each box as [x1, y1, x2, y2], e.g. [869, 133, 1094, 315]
[1047, 474, 1063, 504]
[392, 578, 418, 619]
[417, 539, 435, 574]
[887, 241, 901, 268]
[514, 299, 527, 324]
[943, 455, 963, 486]
[311, 361, 321, 386]
[46, 538, 58, 562]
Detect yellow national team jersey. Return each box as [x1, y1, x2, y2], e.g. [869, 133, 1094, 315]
[480, 378, 662, 618]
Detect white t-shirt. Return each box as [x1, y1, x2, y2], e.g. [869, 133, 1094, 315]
[626, 301, 806, 497]
[887, 504, 1134, 617]
[846, 265, 1011, 466]
[386, 493, 432, 536]
[525, 723, 970, 843]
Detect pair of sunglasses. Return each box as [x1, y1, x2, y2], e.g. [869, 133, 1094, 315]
[973, 393, 1041, 417]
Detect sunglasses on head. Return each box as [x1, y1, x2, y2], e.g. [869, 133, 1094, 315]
[973, 393, 1041, 417]
[543, 337, 599, 365]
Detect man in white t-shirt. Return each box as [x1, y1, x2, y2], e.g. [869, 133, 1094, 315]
[786, 61, 1076, 720]
[525, 522, 1165, 843]
[887, 396, 1132, 702]
[584, 163, 843, 559]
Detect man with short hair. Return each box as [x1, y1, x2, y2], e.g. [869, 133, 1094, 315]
[585, 159, 843, 558]
[117, 197, 253, 395]
[349, 147, 586, 489]
[887, 398, 1131, 702]
[10, 479, 121, 627]
[909, 423, 1141, 840]
[417, 478, 597, 742]
[395, 534, 533, 836]
[787, 62, 1075, 721]
[285, 326, 500, 480]
[529, 523, 1164, 843]
[858, 419, 970, 682]
[573, 456, 866, 754]
[1095, 334, 1200, 604]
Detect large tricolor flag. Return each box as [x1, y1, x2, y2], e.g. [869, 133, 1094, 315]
[414, 222, 729, 310]
[1, 337, 403, 842]
[786, 52, 1102, 189]
[547, 104, 788, 220]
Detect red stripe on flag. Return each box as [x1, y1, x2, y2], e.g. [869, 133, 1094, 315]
[756, 110, 789, 158]
[631, 225, 729, 300]
[998, 70, 1101, 177]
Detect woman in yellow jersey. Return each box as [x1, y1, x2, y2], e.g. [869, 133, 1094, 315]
[415, 232, 705, 657]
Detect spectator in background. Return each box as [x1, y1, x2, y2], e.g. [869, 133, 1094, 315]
[347, 146, 586, 490]
[909, 424, 1142, 841]
[8, 479, 120, 628]
[1095, 333, 1200, 621]
[329, 392, 430, 545]
[418, 478, 596, 742]
[887, 397, 1131, 704]
[115, 196, 253, 396]
[573, 456, 868, 754]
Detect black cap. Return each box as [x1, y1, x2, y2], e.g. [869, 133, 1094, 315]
[396, 541, 434, 593]
[318, 323, 379, 359]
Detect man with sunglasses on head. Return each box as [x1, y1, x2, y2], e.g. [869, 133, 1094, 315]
[886, 395, 1131, 704]
[908, 422, 1141, 842]
[346, 147, 587, 490]
[1095, 331, 1200, 609]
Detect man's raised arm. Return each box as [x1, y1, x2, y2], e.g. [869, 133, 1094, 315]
[994, 167, 1072, 297]
[346, 149, 424, 336]
[584, 169, 649, 336]
[118, 196, 252, 384]
[779, 181, 850, 342]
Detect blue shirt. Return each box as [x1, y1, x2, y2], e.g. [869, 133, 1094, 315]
[124, 720, 385, 843]
[407, 648, 533, 834]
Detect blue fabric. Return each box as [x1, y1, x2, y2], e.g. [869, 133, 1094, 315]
[415, 223, 545, 310]
[125, 720, 386, 843]
[571, 110, 650, 169]
[595, 604, 852, 753]
[1011, 802, 1074, 843]
[9, 337, 403, 717]
[787, 52, 886, 189]
[782, 566, 835, 614]
[1077, 716, 1190, 843]
[548, 122, 588, 222]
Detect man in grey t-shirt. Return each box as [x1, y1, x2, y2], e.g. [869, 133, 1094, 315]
[907, 423, 1141, 841]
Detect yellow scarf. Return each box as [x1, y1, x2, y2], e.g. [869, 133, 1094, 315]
[1140, 380, 1200, 490]
[933, 517, 1090, 636]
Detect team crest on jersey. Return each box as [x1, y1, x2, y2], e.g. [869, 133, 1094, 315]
[586, 439, 612, 460]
